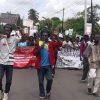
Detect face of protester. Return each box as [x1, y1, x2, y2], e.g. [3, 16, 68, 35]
[41, 32, 48, 42]
[29, 36, 34, 42]
[19, 34, 28, 42]
[4, 26, 12, 38]
[51, 34, 57, 41]
[53, 30, 59, 35]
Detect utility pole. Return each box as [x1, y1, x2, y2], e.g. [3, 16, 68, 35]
[91, 0, 94, 37]
[62, 8, 65, 34]
[84, 0, 87, 35]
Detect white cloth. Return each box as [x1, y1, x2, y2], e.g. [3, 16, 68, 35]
[88, 68, 100, 93]
[88, 68, 96, 89]
[93, 69, 100, 93]
[0, 35, 20, 65]
[89, 68, 96, 78]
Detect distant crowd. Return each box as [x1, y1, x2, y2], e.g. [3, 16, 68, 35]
[0, 24, 100, 100]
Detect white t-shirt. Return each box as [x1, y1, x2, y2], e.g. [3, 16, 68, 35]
[0, 35, 20, 65]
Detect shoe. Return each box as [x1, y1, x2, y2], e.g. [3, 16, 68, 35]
[45, 92, 51, 99]
[3, 93, 8, 100]
[81, 79, 86, 83]
[0, 90, 3, 99]
[39, 96, 45, 100]
[87, 88, 92, 95]
[92, 93, 100, 97]
[52, 74, 55, 78]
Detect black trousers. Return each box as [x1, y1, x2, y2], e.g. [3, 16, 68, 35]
[81, 57, 89, 80]
[0, 64, 13, 93]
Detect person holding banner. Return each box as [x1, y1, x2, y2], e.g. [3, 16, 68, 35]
[33, 29, 65, 100]
[17, 34, 29, 47]
[0, 24, 21, 100]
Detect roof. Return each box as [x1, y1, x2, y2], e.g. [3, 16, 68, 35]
[0, 13, 19, 25]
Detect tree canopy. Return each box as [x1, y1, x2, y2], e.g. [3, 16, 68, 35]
[64, 4, 100, 36]
[28, 9, 39, 24]
[51, 17, 61, 29]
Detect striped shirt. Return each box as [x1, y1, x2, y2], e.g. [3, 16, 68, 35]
[0, 35, 20, 65]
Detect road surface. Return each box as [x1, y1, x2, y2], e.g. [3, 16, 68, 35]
[3, 68, 99, 100]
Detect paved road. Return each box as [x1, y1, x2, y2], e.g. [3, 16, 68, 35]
[3, 68, 99, 100]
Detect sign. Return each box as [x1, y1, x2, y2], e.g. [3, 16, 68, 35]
[65, 29, 73, 36]
[14, 47, 36, 68]
[59, 33, 63, 38]
[24, 27, 29, 34]
[23, 19, 33, 28]
[68, 29, 73, 36]
[65, 30, 69, 35]
[29, 27, 38, 36]
[85, 23, 92, 36]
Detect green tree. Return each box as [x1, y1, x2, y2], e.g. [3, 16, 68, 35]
[51, 17, 61, 29]
[87, 5, 100, 35]
[39, 17, 52, 32]
[64, 17, 84, 35]
[64, 4, 100, 36]
[0, 25, 3, 34]
[77, 4, 100, 35]
[28, 9, 39, 24]
[17, 16, 23, 27]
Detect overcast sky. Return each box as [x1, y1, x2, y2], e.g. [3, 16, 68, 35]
[0, 0, 100, 20]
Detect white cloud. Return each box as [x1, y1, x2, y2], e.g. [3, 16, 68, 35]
[0, 0, 100, 20]
[0, 0, 6, 5]
[41, 0, 100, 19]
[40, 0, 84, 19]
[7, 0, 32, 4]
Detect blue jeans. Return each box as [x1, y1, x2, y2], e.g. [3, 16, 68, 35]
[37, 65, 53, 97]
[0, 64, 13, 93]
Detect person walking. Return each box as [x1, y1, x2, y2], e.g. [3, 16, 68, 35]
[84, 39, 100, 97]
[0, 24, 21, 100]
[81, 35, 90, 82]
[33, 29, 65, 100]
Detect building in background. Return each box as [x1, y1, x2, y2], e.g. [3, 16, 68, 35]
[0, 12, 20, 25]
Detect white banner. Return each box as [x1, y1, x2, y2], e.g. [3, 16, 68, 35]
[56, 47, 82, 69]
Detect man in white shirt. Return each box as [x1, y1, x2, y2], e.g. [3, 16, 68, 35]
[0, 24, 21, 100]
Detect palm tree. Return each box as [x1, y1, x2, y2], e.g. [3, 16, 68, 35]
[28, 9, 39, 25]
[39, 17, 52, 32]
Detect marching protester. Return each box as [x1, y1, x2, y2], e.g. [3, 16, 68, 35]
[17, 34, 29, 47]
[80, 37, 87, 61]
[33, 29, 66, 100]
[0, 24, 22, 100]
[81, 35, 90, 82]
[84, 39, 100, 97]
[28, 36, 35, 46]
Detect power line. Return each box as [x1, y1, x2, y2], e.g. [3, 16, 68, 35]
[47, 0, 83, 18]
[48, 9, 64, 18]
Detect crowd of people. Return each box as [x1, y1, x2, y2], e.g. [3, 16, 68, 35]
[0, 24, 66, 100]
[0, 24, 100, 100]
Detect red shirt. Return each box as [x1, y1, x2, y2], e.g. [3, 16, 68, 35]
[33, 41, 62, 69]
